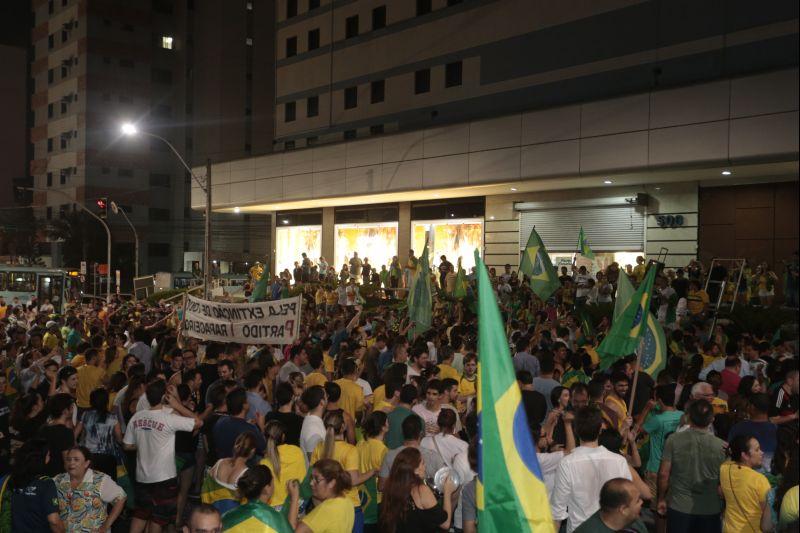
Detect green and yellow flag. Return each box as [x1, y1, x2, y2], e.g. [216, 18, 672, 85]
[597, 265, 657, 369]
[453, 257, 468, 299]
[578, 226, 595, 259]
[518, 227, 560, 301]
[407, 239, 432, 339]
[249, 266, 270, 303]
[475, 250, 555, 533]
[613, 271, 667, 377]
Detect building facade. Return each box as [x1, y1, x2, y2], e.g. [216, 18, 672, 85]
[198, 0, 796, 280]
[28, 0, 270, 282]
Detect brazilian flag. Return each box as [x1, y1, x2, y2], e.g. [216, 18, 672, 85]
[475, 250, 555, 532]
[222, 500, 293, 533]
[597, 265, 657, 369]
[518, 227, 560, 301]
[407, 239, 433, 339]
[578, 226, 595, 259]
[614, 272, 667, 377]
[453, 257, 468, 299]
[249, 267, 271, 302]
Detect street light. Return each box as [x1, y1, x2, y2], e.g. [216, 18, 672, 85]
[110, 201, 139, 278]
[120, 122, 213, 299]
[24, 187, 112, 302]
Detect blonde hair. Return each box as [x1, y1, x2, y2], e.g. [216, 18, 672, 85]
[322, 410, 345, 460]
[264, 420, 285, 477]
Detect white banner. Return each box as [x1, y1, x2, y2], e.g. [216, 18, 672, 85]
[183, 295, 302, 344]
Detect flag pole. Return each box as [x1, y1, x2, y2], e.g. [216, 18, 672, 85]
[627, 335, 645, 414]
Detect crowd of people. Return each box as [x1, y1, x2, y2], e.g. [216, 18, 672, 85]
[0, 251, 797, 533]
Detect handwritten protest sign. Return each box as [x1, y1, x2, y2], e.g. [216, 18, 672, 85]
[182, 294, 301, 344]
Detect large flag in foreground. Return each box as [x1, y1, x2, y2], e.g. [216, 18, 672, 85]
[613, 272, 666, 376]
[598, 266, 657, 369]
[578, 226, 595, 259]
[518, 227, 561, 301]
[475, 250, 555, 533]
[407, 239, 432, 339]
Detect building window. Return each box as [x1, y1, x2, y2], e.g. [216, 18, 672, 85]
[61, 30, 68, 43]
[308, 28, 320, 51]
[46, 206, 53, 220]
[47, 138, 54, 152]
[344, 130, 356, 140]
[161, 36, 173, 49]
[344, 86, 357, 109]
[149, 208, 170, 221]
[119, 59, 134, 68]
[372, 6, 386, 30]
[118, 168, 133, 177]
[445, 60, 462, 88]
[286, 0, 297, 18]
[48, 69, 54, 84]
[46, 172, 53, 187]
[307, 96, 319, 117]
[345, 15, 359, 39]
[285, 140, 296, 150]
[48, 34, 54, 49]
[285, 36, 297, 57]
[307, 135, 319, 146]
[61, 65, 68, 78]
[60, 137, 67, 149]
[59, 170, 66, 184]
[285, 101, 296, 122]
[371, 80, 385, 103]
[61, 101, 67, 114]
[415, 68, 430, 94]
[370, 124, 384, 135]
[48, 103, 54, 118]
[416, 0, 432, 16]
[309, 0, 320, 9]
[246, 37, 253, 46]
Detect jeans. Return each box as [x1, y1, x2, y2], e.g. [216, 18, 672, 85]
[667, 508, 721, 533]
[353, 506, 364, 533]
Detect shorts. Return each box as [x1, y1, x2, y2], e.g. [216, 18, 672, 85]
[176, 451, 196, 472]
[133, 477, 178, 526]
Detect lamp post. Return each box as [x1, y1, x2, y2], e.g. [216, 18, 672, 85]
[24, 187, 112, 302]
[110, 201, 138, 278]
[120, 123, 212, 299]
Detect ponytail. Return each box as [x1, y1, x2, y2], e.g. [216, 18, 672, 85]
[322, 410, 345, 460]
[264, 420, 286, 477]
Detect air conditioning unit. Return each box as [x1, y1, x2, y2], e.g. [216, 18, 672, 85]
[62, 20, 75, 30]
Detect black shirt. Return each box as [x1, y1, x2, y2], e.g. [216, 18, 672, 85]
[11, 477, 59, 533]
[671, 277, 690, 299]
[37, 423, 75, 477]
[521, 389, 547, 432]
[264, 410, 304, 446]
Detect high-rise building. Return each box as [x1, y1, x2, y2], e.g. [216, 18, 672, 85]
[28, 0, 270, 280]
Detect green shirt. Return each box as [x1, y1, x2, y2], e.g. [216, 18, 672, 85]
[385, 406, 419, 449]
[573, 510, 647, 533]
[641, 409, 683, 473]
[662, 428, 726, 515]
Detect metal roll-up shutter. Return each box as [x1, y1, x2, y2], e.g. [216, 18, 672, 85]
[518, 205, 645, 252]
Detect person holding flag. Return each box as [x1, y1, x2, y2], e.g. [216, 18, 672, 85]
[474, 250, 555, 532]
[577, 226, 595, 260]
[406, 240, 433, 340]
[519, 227, 561, 302]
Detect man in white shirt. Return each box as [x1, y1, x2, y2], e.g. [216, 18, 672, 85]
[299, 385, 328, 457]
[412, 379, 444, 436]
[123, 380, 201, 533]
[551, 406, 632, 532]
[277, 344, 308, 383]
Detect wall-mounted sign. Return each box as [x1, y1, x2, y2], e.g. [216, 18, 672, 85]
[655, 214, 684, 228]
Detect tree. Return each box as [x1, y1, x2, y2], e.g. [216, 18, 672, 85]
[47, 210, 106, 267]
[0, 207, 45, 265]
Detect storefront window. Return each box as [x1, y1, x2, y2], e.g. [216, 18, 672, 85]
[275, 225, 322, 277]
[334, 222, 398, 274]
[412, 219, 483, 270]
[548, 251, 643, 274]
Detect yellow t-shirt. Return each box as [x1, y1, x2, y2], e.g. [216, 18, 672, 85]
[323, 351, 335, 374]
[334, 378, 364, 420]
[711, 397, 729, 415]
[70, 354, 86, 368]
[458, 375, 476, 397]
[315, 289, 326, 306]
[106, 347, 127, 377]
[374, 400, 394, 412]
[687, 289, 709, 315]
[260, 444, 308, 507]
[311, 441, 361, 507]
[357, 438, 387, 503]
[305, 372, 328, 389]
[720, 461, 770, 533]
[43, 332, 60, 351]
[325, 291, 338, 306]
[633, 263, 646, 283]
[372, 385, 386, 407]
[437, 364, 460, 382]
[76, 364, 105, 408]
[301, 496, 355, 533]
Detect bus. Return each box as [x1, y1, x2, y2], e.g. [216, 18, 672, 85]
[0, 265, 70, 314]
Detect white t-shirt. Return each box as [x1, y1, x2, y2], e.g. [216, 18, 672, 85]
[420, 433, 468, 468]
[355, 377, 373, 398]
[412, 403, 441, 436]
[123, 407, 196, 484]
[300, 414, 326, 457]
[537, 450, 565, 501]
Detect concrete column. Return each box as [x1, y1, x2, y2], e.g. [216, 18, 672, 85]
[322, 207, 335, 266]
[268, 211, 277, 275]
[398, 202, 411, 265]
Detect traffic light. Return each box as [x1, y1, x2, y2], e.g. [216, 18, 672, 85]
[97, 197, 108, 219]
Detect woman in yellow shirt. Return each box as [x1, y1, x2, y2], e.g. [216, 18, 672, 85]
[260, 420, 309, 509]
[311, 411, 376, 533]
[720, 435, 772, 533]
[296, 459, 355, 533]
[356, 412, 389, 529]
